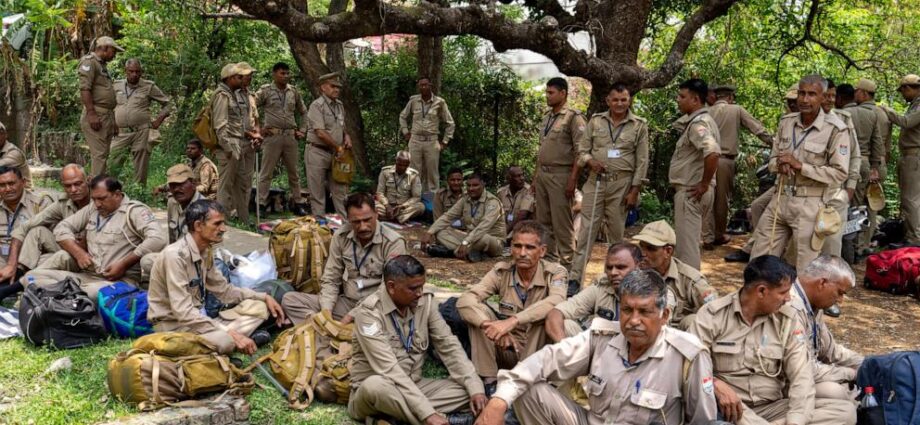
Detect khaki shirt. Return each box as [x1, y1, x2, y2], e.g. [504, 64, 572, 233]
[457, 259, 567, 327]
[687, 292, 814, 425]
[398, 94, 455, 142]
[167, 191, 205, 243]
[496, 184, 535, 229]
[307, 95, 345, 147]
[319, 223, 407, 311]
[538, 107, 586, 167]
[192, 156, 219, 200]
[709, 100, 773, 155]
[433, 187, 462, 220]
[494, 320, 717, 425]
[669, 108, 721, 186]
[861, 100, 892, 159]
[113, 79, 172, 129]
[147, 233, 262, 334]
[843, 102, 884, 168]
[11, 195, 79, 242]
[255, 83, 307, 132]
[0, 191, 52, 256]
[351, 287, 484, 421]
[578, 110, 650, 187]
[376, 166, 422, 206]
[768, 110, 851, 190]
[428, 191, 505, 245]
[54, 196, 167, 280]
[665, 257, 718, 328]
[210, 83, 249, 155]
[554, 275, 619, 323]
[885, 97, 920, 151]
[77, 53, 115, 110]
[0, 141, 31, 186]
[789, 280, 864, 383]
[832, 109, 863, 191]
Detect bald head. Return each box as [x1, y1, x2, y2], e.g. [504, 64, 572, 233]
[61, 164, 90, 206]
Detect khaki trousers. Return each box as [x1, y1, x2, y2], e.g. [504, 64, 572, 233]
[80, 108, 116, 176]
[751, 193, 823, 271]
[408, 135, 441, 192]
[306, 145, 347, 216]
[434, 228, 503, 257]
[900, 155, 920, 244]
[854, 158, 883, 251]
[743, 187, 775, 254]
[512, 382, 589, 425]
[535, 168, 575, 269]
[26, 250, 143, 301]
[674, 186, 713, 270]
[564, 319, 584, 338]
[570, 173, 632, 284]
[704, 157, 735, 243]
[216, 140, 255, 224]
[738, 398, 855, 425]
[280, 291, 357, 325]
[376, 200, 426, 224]
[465, 303, 547, 378]
[348, 376, 470, 425]
[19, 226, 59, 270]
[111, 126, 153, 184]
[153, 299, 268, 355]
[258, 133, 302, 205]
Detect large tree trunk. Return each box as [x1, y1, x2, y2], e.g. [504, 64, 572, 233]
[417, 36, 443, 93]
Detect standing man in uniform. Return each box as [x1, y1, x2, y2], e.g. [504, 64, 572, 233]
[0, 166, 52, 300]
[840, 83, 884, 252]
[422, 173, 505, 262]
[78, 36, 123, 176]
[496, 166, 534, 239]
[111, 58, 172, 185]
[434, 167, 465, 220]
[306, 73, 350, 216]
[884, 74, 920, 245]
[349, 255, 487, 425]
[281, 192, 407, 325]
[856, 79, 893, 164]
[820, 82, 861, 261]
[456, 221, 567, 392]
[533, 77, 585, 270]
[475, 269, 718, 425]
[255, 62, 308, 216]
[704, 84, 773, 249]
[750, 75, 851, 270]
[399, 76, 455, 193]
[670, 79, 721, 270]
[569, 84, 649, 286]
[375, 151, 425, 224]
[0, 123, 31, 187]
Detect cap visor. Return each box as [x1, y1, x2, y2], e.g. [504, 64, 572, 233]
[632, 234, 666, 247]
[810, 233, 825, 251]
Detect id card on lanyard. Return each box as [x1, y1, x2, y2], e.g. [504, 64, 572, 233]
[353, 242, 372, 289]
[1, 204, 22, 256]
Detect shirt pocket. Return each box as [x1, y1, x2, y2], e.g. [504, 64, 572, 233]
[802, 139, 828, 165]
[755, 345, 784, 377]
[582, 375, 612, 414]
[628, 387, 669, 423]
[712, 342, 744, 372]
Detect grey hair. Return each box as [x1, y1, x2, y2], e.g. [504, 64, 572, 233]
[395, 150, 411, 161]
[618, 269, 668, 311]
[125, 58, 142, 68]
[800, 255, 856, 287]
[799, 74, 828, 92]
[61, 163, 86, 177]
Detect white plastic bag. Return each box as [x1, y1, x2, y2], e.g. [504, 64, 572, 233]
[229, 250, 278, 289]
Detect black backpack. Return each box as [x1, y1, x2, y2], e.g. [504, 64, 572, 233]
[19, 277, 107, 349]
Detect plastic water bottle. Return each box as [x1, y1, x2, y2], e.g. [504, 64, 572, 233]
[861, 386, 879, 408]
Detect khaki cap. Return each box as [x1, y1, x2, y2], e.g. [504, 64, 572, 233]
[712, 84, 736, 92]
[94, 36, 124, 52]
[900, 74, 920, 87]
[811, 206, 842, 251]
[235, 62, 254, 76]
[856, 78, 877, 93]
[166, 164, 194, 184]
[867, 182, 886, 211]
[220, 63, 238, 79]
[318, 72, 342, 87]
[633, 220, 676, 247]
[785, 84, 799, 100]
[219, 299, 269, 321]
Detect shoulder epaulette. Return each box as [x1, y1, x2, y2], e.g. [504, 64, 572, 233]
[664, 327, 704, 360]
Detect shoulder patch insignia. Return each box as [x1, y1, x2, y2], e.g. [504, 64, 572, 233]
[702, 377, 714, 395]
[140, 209, 156, 223]
[793, 328, 806, 343]
[702, 290, 717, 304]
[839, 145, 848, 156]
[578, 125, 586, 132]
[361, 321, 380, 337]
[551, 279, 565, 287]
[695, 125, 709, 137]
[80, 64, 91, 72]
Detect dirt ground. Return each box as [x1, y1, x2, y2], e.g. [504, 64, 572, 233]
[400, 226, 920, 356]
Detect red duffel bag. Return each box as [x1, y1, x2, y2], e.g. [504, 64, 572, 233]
[864, 247, 920, 295]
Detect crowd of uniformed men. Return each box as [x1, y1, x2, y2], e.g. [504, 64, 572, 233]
[1, 34, 918, 424]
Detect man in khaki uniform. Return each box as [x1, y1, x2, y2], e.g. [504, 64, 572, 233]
[163, 164, 206, 244]
[545, 242, 641, 341]
[399, 76, 455, 193]
[856, 78, 893, 163]
[282, 193, 407, 325]
[457, 221, 567, 387]
[475, 269, 718, 425]
[633, 220, 717, 330]
[704, 84, 773, 248]
[570, 84, 649, 285]
[534, 77, 585, 270]
[884, 74, 920, 245]
[670, 79, 721, 270]
[836, 83, 881, 252]
[148, 200, 284, 355]
[0, 166, 52, 299]
[822, 87, 862, 258]
[349, 255, 487, 425]
[375, 151, 424, 224]
[434, 167, 464, 220]
[791, 256, 863, 410]
[111, 58, 172, 185]
[0, 123, 31, 187]
[255, 62, 308, 216]
[751, 75, 851, 270]
[496, 166, 534, 238]
[423, 173, 505, 261]
[23, 175, 166, 302]
[154, 139, 219, 200]
[79, 36, 122, 176]
[306, 72, 350, 216]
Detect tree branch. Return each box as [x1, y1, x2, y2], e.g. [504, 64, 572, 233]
[199, 12, 257, 19]
[774, 0, 862, 81]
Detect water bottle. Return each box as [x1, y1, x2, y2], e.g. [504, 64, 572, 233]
[861, 386, 879, 408]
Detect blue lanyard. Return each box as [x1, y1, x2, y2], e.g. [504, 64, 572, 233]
[352, 242, 372, 273]
[5, 204, 22, 237]
[543, 113, 559, 137]
[389, 312, 415, 353]
[470, 201, 480, 219]
[606, 119, 626, 146]
[96, 213, 114, 232]
[511, 267, 528, 305]
[792, 127, 813, 151]
[793, 280, 819, 352]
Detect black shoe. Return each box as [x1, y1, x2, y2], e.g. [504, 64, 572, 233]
[427, 244, 454, 258]
[293, 203, 308, 216]
[483, 381, 497, 398]
[712, 235, 731, 246]
[702, 242, 715, 251]
[467, 250, 483, 263]
[446, 412, 475, 425]
[567, 279, 581, 298]
[723, 249, 750, 263]
[824, 304, 841, 318]
[251, 330, 271, 347]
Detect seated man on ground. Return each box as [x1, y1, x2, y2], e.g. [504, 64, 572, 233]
[349, 255, 487, 425]
[633, 220, 717, 330]
[375, 150, 424, 224]
[544, 242, 641, 342]
[163, 164, 206, 244]
[147, 199, 284, 355]
[474, 269, 718, 425]
[456, 220, 566, 393]
[422, 173, 505, 262]
[23, 174, 166, 302]
[434, 167, 464, 221]
[0, 122, 32, 187]
[496, 166, 534, 239]
[282, 192, 407, 325]
[0, 166, 53, 300]
[153, 139, 219, 200]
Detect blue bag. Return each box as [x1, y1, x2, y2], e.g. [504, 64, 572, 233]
[856, 351, 920, 425]
[97, 282, 153, 338]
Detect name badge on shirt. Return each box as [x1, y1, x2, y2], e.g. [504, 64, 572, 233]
[607, 149, 621, 159]
[0, 244, 9, 257]
[357, 279, 364, 290]
[451, 219, 463, 228]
